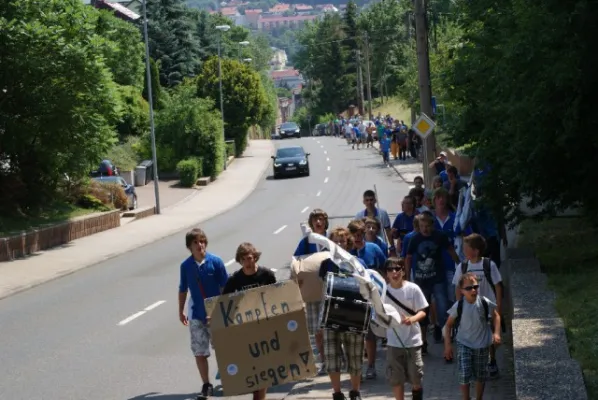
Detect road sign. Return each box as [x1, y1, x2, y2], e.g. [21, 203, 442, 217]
[413, 113, 436, 140]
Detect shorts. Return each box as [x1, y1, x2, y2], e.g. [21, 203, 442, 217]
[366, 135, 373, 143]
[190, 319, 212, 357]
[305, 301, 322, 336]
[323, 329, 365, 376]
[457, 342, 490, 384]
[386, 346, 424, 386]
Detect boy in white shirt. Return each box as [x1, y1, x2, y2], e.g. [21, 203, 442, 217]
[444, 273, 501, 400]
[384, 257, 428, 400]
[452, 233, 503, 378]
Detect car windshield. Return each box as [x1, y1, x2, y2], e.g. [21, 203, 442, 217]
[93, 176, 123, 185]
[281, 123, 298, 130]
[276, 148, 304, 158]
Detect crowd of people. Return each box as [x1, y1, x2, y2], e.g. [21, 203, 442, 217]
[177, 130, 508, 400]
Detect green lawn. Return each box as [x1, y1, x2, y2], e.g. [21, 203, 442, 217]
[371, 97, 412, 123]
[518, 217, 598, 398]
[0, 202, 98, 236]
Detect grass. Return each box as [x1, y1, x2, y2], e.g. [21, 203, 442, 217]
[0, 202, 98, 236]
[370, 97, 412, 123]
[518, 217, 598, 398]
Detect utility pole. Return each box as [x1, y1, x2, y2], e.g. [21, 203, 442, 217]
[356, 49, 365, 116]
[364, 32, 373, 120]
[414, 0, 435, 188]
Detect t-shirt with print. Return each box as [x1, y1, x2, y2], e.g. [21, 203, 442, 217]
[447, 295, 496, 349]
[406, 231, 450, 283]
[222, 266, 276, 294]
[385, 281, 429, 348]
[453, 259, 502, 303]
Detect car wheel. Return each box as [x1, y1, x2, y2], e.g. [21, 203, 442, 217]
[295, 134, 300, 138]
[305, 169, 310, 177]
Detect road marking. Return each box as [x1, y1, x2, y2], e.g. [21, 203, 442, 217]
[225, 259, 235, 267]
[327, 166, 331, 171]
[324, 150, 327, 155]
[324, 177, 329, 184]
[273, 225, 287, 235]
[326, 157, 330, 162]
[301, 206, 309, 213]
[316, 190, 322, 197]
[144, 300, 166, 311]
[320, 145, 324, 148]
[118, 311, 146, 326]
[271, 268, 278, 272]
[317, 141, 320, 144]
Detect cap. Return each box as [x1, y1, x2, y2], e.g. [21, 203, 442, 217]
[440, 151, 447, 157]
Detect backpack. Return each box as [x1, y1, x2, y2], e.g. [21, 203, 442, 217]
[454, 296, 490, 333]
[461, 257, 495, 295]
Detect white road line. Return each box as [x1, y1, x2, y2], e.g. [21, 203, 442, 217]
[117, 311, 146, 326]
[320, 145, 324, 148]
[301, 206, 309, 213]
[144, 300, 166, 311]
[271, 268, 278, 272]
[324, 150, 328, 155]
[225, 259, 235, 267]
[316, 190, 322, 197]
[317, 141, 320, 144]
[324, 177, 329, 184]
[327, 166, 331, 171]
[326, 157, 330, 162]
[273, 225, 287, 235]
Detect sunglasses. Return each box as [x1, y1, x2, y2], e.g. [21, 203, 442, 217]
[387, 267, 404, 272]
[463, 284, 480, 291]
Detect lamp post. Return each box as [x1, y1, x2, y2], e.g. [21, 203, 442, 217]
[238, 40, 250, 60]
[215, 24, 230, 171]
[141, 0, 161, 214]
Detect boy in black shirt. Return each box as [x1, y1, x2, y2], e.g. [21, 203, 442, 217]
[222, 242, 276, 400]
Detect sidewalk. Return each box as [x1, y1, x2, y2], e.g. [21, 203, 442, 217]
[285, 333, 515, 400]
[0, 140, 274, 300]
[370, 142, 424, 184]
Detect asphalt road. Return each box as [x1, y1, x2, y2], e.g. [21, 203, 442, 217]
[0, 136, 411, 400]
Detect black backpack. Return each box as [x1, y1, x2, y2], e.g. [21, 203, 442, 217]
[454, 296, 490, 333]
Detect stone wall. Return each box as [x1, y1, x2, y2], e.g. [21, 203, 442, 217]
[0, 210, 121, 262]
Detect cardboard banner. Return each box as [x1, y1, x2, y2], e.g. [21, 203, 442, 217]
[204, 280, 316, 396]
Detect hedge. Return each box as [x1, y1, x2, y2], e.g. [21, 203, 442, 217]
[176, 158, 202, 187]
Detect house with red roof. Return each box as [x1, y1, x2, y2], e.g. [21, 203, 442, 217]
[268, 3, 291, 14]
[258, 14, 318, 31]
[244, 8, 263, 29]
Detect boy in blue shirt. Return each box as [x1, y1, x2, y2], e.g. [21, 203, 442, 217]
[379, 133, 391, 164]
[178, 228, 229, 400]
[348, 219, 387, 380]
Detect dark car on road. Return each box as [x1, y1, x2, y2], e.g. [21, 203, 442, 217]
[278, 122, 301, 139]
[92, 176, 138, 210]
[271, 146, 310, 179]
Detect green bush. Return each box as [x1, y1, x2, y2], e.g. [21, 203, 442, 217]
[154, 82, 225, 177]
[106, 136, 139, 171]
[78, 194, 111, 211]
[176, 158, 201, 187]
[225, 142, 235, 158]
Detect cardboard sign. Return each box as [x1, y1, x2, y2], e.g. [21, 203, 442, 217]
[204, 280, 316, 396]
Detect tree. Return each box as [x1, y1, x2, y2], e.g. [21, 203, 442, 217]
[196, 57, 270, 155]
[145, 0, 201, 87]
[142, 57, 166, 109]
[0, 0, 122, 214]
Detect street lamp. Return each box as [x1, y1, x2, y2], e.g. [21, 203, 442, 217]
[238, 40, 250, 60]
[215, 24, 230, 171]
[141, 0, 161, 214]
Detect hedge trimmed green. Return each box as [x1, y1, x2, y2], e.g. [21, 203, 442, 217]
[176, 158, 202, 187]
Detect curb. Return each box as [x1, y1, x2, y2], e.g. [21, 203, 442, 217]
[369, 144, 415, 184]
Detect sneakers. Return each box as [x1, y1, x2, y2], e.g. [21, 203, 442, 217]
[318, 363, 328, 376]
[488, 360, 500, 379]
[332, 392, 346, 400]
[349, 390, 362, 400]
[197, 383, 213, 400]
[365, 365, 377, 380]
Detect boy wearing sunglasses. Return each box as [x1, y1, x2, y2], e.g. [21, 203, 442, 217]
[383, 258, 427, 400]
[444, 273, 501, 400]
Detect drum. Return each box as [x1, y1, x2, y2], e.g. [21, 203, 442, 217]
[319, 272, 372, 334]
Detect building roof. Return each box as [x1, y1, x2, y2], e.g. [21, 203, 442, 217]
[271, 69, 301, 79]
[268, 3, 291, 13]
[245, 8, 263, 14]
[220, 6, 238, 15]
[294, 4, 313, 10]
[259, 14, 317, 22]
[98, 0, 140, 20]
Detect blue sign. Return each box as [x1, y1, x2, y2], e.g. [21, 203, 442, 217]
[431, 96, 437, 116]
